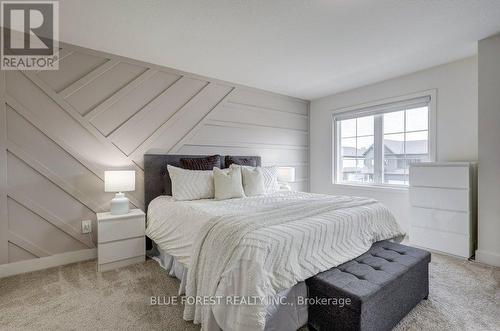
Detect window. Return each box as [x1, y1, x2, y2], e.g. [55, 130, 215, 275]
[333, 92, 435, 187]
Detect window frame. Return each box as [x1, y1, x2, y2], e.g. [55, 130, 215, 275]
[332, 90, 437, 188]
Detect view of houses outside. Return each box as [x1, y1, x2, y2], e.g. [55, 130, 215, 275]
[339, 107, 428, 185]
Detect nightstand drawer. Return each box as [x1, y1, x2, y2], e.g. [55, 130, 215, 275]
[98, 216, 144, 243]
[98, 237, 145, 265]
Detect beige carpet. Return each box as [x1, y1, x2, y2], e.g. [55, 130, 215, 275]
[0, 253, 498, 331]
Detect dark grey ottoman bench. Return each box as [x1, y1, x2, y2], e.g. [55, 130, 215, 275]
[305, 240, 431, 331]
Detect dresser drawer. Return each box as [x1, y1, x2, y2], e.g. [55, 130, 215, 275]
[98, 216, 144, 243]
[410, 187, 469, 212]
[410, 207, 469, 235]
[409, 226, 471, 258]
[410, 166, 469, 188]
[98, 237, 145, 265]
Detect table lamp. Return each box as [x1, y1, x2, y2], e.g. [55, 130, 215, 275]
[277, 166, 295, 191]
[104, 170, 135, 215]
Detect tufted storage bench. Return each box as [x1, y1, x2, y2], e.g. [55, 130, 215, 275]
[305, 240, 431, 331]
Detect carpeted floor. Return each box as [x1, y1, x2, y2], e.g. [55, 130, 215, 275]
[0, 253, 499, 331]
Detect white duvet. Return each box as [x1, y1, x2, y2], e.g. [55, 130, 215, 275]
[146, 191, 404, 331]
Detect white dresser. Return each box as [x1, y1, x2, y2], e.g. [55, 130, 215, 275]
[97, 209, 145, 272]
[409, 162, 477, 258]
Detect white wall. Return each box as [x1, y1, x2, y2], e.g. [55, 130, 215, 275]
[477, 34, 500, 267]
[310, 57, 478, 233]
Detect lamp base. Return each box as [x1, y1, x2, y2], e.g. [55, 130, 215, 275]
[110, 192, 130, 215]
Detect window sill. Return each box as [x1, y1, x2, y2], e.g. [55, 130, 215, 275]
[332, 182, 409, 194]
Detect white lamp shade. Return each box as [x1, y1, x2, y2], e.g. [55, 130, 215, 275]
[104, 171, 135, 192]
[277, 167, 295, 182]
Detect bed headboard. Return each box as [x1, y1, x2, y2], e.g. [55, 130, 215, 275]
[143, 154, 261, 211]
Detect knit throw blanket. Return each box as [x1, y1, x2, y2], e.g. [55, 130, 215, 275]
[183, 194, 404, 331]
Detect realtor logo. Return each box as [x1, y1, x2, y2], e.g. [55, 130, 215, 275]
[1, 1, 59, 70]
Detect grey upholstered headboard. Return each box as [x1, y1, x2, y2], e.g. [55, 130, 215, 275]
[143, 154, 261, 211]
[143, 154, 260, 250]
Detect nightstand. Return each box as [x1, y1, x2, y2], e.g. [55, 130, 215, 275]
[97, 209, 145, 272]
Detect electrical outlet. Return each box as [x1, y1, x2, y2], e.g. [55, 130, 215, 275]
[81, 220, 92, 234]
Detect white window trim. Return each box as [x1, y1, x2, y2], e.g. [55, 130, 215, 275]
[331, 89, 437, 188]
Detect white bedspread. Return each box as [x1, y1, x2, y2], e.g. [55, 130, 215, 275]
[146, 192, 404, 331]
[146, 191, 331, 266]
[184, 193, 403, 331]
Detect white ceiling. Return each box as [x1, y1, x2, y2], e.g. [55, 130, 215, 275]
[57, 0, 500, 100]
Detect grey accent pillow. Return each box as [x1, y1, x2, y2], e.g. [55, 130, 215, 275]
[225, 156, 258, 167]
[180, 154, 221, 170]
[213, 167, 245, 200]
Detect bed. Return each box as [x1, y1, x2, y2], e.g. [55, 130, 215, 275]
[144, 154, 404, 331]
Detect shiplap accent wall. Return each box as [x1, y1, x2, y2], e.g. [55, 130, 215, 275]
[0, 42, 309, 267]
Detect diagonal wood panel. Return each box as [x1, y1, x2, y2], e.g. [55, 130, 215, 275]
[8, 242, 38, 263]
[129, 83, 234, 164]
[8, 190, 92, 248]
[65, 61, 147, 115]
[0, 42, 309, 268]
[91, 70, 181, 137]
[37, 51, 110, 93]
[6, 71, 144, 208]
[84, 68, 158, 122]
[7, 197, 88, 257]
[8, 231, 50, 258]
[6, 106, 113, 211]
[110, 76, 208, 155]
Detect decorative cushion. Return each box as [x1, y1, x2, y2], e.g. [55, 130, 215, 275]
[180, 154, 221, 170]
[213, 167, 245, 200]
[167, 165, 214, 200]
[230, 164, 280, 194]
[262, 166, 280, 194]
[225, 156, 258, 167]
[240, 166, 265, 196]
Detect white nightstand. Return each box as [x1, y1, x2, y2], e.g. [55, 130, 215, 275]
[97, 209, 145, 272]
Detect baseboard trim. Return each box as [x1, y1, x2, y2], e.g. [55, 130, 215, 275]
[0, 248, 97, 278]
[475, 249, 500, 267]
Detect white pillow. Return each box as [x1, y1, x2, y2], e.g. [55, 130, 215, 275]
[213, 167, 245, 200]
[230, 164, 279, 194]
[167, 165, 214, 201]
[240, 166, 265, 196]
[262, 165, 280, 193]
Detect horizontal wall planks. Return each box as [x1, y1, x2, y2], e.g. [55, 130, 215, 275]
[0, 40, 309, 269]
[190, 122, 308, 147]
[211, 102, 308, 131]
[228, 88, 308, 115]
[178, 144, 309, 166]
